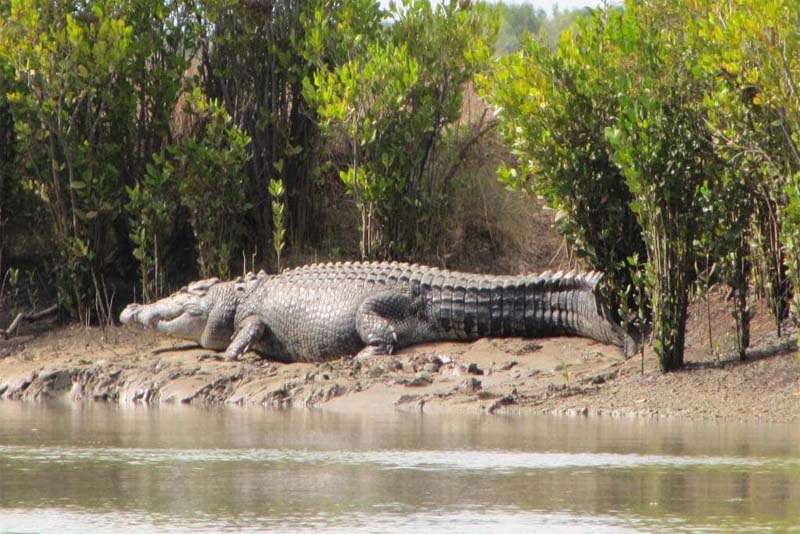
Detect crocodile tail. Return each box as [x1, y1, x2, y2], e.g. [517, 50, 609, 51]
[430, 270, 636, 355]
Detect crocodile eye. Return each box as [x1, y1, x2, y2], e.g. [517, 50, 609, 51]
[185, 277, 220, 296]
[185, 304, 206, 317]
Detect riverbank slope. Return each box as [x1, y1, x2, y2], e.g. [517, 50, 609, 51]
[1, 290, 797, 422]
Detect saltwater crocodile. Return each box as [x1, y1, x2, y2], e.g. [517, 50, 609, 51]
[120, 261, 637, 362]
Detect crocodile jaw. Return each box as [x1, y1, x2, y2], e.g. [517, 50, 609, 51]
[120, 297, 208, 344]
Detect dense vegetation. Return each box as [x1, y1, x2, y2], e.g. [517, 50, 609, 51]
[2, 0, 799, 373]
[484, 0, 800, 370]
[0, 0, 498, 320]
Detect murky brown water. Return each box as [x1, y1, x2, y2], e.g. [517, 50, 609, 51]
[0, 402, 798, 533]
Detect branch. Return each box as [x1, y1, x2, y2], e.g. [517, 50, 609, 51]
[0, 304, 59, 340]
[441, 111, 499, 186]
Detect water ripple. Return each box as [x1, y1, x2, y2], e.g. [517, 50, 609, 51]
[0, 445, 795, 473]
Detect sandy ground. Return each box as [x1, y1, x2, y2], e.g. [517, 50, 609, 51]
[1, 290, 799, 422]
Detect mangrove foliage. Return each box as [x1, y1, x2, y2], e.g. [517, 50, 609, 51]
[2, 0, 800, 372]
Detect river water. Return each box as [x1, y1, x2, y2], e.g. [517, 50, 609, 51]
[0, 402, 798, 533]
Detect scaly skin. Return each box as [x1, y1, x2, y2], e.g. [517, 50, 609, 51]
[120, 262, 637, 362]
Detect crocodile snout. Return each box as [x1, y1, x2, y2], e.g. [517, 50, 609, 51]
[119, 303, 140, 326]
[120, 303, 158, 330]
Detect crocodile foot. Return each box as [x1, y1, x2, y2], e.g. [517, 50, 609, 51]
[353, 343, 394, 364]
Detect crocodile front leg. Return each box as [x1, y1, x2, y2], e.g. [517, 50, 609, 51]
[225, 316, 266, 360]
[355, 291, 426, 357]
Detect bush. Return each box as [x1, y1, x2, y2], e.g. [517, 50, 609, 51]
[172, 90, 251, 279]
[481, 11, 645, 319]
[308, 0, 497, 259]
[0, 0, 135, 322]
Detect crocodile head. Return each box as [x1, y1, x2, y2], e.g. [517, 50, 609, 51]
[120, 278, 241, 350]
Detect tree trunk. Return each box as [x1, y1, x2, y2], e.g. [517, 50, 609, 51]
[654, 276, 689, 372]
[651, 231, 691, 372]
[731, 237, 751, 360]
[284, 79, 321, 248]
[0, 100, 12, 276]
[756, 194, 788, 335]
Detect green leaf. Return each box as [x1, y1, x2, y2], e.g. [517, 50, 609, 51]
[285, 144, 303, 157]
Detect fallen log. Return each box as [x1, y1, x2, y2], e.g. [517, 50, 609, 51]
[0, 304, 58, 339]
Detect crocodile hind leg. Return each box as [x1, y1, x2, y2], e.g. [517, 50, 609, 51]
[354, 291, 426, 358]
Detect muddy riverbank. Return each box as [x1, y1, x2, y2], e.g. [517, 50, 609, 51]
[1, 290, 798, 422]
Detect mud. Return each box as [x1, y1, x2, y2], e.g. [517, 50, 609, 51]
[1, 290, 798, 422]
